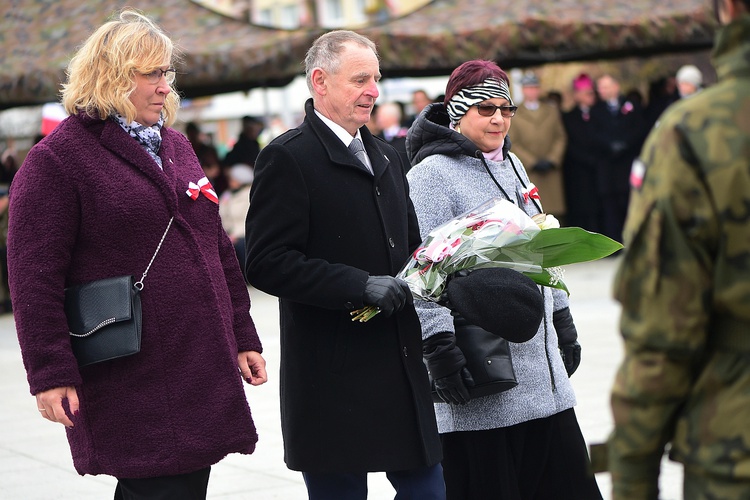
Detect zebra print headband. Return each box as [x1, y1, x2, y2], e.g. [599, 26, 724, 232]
[446, 78, 514, 125]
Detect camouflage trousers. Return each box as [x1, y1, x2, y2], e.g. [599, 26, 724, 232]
[684, 469, 750, 500]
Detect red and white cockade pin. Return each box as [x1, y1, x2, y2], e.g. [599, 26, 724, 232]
[186, 176, 218, 204]
[522, 183, 540, 204]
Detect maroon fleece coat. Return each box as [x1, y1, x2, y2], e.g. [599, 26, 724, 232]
[7, 113, 262, 478]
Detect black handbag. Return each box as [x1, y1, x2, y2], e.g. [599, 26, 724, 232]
[64, 218, 173, 367]
[66, 276, 142, 367]
[454, 320, 518, 399]
[430, 317, 518, 402]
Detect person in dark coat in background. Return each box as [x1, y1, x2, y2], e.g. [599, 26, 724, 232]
[590, 74, 648, 243]
[223, 115, 264, 168]
[376, 101, 410, 169]
[7, 10, 267, 499]
[562, 73, 601, 232]
[245, 30, 445, 500]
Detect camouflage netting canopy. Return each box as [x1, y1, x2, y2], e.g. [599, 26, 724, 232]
[361, 0, 718, 77]
[0, 0, 323, 110]
[1, 0, 718, 110]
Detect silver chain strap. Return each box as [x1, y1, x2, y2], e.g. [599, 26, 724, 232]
[134, 217, 174, 291]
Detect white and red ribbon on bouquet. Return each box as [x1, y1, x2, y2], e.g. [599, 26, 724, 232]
[522, 183, 540, 204]
[186, 176, 218, 204]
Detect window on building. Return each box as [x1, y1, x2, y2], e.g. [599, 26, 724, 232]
[280, 4, 300, 28]
[258, 8, 273, 25]
[323, 0, 344, 27]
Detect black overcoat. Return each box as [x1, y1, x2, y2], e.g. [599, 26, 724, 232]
[245, 99, 442, 473]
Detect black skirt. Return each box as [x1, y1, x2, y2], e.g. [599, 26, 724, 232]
[439, 408, 602, 500]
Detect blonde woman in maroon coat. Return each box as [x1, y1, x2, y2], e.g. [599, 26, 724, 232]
[7, 10, 267, 498]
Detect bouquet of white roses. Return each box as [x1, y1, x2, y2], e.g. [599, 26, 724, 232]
[352, 197, 622, 322]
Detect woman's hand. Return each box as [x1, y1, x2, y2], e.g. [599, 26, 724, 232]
[35, 386, 79, 427]
[238, 351, 268, 386]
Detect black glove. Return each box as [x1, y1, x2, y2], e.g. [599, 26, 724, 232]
[423, 332, 474, 405]
[532, 159, 555, 173]
[362, 275, 412, 317]
[553, 307, 581, 377]
[560, 341, 581, 377]
[434, 367, 475, 405]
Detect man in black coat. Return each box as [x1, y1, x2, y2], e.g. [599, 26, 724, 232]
[562, 73, 600, 232]
[245, 31, 444, 499]
[590, 74, 648, 244]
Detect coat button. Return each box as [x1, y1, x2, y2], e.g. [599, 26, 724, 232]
[388, 238, 395, 247]
[375, 187, 381, 196]
[403, 346, 408, 357]
[344, 301, 354, 310]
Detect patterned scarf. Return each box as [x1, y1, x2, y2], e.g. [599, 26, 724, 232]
[114, 113, 165, 169]
[446, 78, 514, 126]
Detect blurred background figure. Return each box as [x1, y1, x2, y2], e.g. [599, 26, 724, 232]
[562, 73, 600, 232]
[545, 90, 563, 108]
[258, 114, 290, 148]
[0, 141, 17, 314]
[644, 75, 679, 129]
[676, 64, 704, 98]
[510, 71, 568, 222]
[376, 101, 410, 168]
[219, 163, 254, 276]
[590, 74, 647, 243]
[186, 121, 227, 196]
[223, 115, 264, 168]
[403, 89, 433, 127]
[366, 103, 381, 136]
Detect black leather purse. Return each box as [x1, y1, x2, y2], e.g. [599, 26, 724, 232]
[64, 218, 173, 367]
[66, 276, 142, 367]
[429, 316, 517, 403]
[452, 319, 518, 400]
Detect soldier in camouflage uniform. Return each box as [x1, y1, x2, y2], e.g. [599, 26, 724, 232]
[607, 0, 750, 498]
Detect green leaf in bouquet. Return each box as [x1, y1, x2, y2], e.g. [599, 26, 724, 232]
[523, 227, 623, 268]
[523, 268, 570, 294]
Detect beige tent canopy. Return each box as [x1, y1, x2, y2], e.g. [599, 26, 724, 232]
[364, 0, 717, 78]
[0, 0, 322, 110]
[0, 0, 717, 110]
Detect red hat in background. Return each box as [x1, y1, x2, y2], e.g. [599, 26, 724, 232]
[573, 73, 594, 91]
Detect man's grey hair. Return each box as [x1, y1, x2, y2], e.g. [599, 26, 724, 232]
[304, 30, 378, 94]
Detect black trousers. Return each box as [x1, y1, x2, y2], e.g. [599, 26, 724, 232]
[440, 408, 602, 500]
[302, 463, 446, 500]
[113, 467, 211, 500]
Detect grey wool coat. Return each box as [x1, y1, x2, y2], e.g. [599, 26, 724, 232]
[406, 103, 577, 434]
[8, 113, 262, 478]
[245, 99, 442, 473]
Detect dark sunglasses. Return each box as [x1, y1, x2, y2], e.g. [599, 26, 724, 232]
[473, 103, 518, 118]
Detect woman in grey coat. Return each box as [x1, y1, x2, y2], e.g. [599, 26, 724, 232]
[406, 60, 602, 500]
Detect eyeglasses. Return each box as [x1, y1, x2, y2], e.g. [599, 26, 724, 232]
[142, 68, 176, 85]
[473, 104, 518, 118]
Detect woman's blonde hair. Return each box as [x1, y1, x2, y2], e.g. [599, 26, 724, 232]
[61, 9, 180, 126]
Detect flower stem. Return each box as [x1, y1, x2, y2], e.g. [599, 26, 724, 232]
[350, 306, 381, 322]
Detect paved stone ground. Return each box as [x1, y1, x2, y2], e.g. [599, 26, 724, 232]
[0, 257, 684, 499]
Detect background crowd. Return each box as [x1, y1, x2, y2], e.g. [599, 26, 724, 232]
[0, 61, 708, 317]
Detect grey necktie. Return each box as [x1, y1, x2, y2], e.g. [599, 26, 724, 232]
[348, 138, 372, 173]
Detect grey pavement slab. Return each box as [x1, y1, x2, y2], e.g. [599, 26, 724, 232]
[0, 257, 683, 499]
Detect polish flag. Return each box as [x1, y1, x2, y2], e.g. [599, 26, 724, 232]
[41, 103, 68, 136]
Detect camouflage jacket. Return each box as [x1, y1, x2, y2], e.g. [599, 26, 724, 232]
[608, 15, 750, 499]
